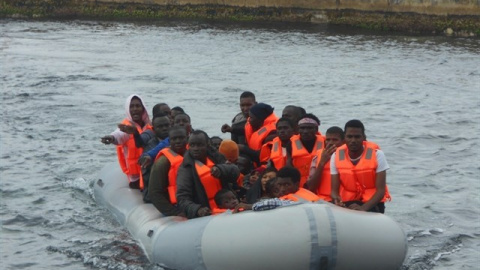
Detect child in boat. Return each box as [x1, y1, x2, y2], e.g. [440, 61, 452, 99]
[246, 167, 277, 203]
[212, 189, 240, 214]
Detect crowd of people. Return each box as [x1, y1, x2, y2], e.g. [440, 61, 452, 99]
[101, 92, 391, 219]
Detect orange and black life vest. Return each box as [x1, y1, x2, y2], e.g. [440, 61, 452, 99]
[244, 114, 278, 151]
[335, 143, 391, 203]
[280, 188, 321, 202]
[195, 158, 223, 209]
[155, 148, 184, 204]
[116, 119, 152, 185]
[290, 134, 325, 188]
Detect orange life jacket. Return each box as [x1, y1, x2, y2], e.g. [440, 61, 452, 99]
[237, 173, 244, 188]
[155, 148, 184, 204]
[211, 208, 228, 215]
[259, 141, 273, 164]
[244, 114, 278, 151]
[290, 134, 325, 188]
[312, 148, 333, 201]
[116, 119, 152, 184]
[280, 188, 321, 202]
[335, 143, 391, 203]
[261, 137, 287, 170]
[195, 158, 222, 209]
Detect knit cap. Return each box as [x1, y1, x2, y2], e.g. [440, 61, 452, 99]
[249, 103, 274, 121]
[218, 140, 239, 163]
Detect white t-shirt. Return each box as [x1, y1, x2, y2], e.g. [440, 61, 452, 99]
[330, 149, 389, 175]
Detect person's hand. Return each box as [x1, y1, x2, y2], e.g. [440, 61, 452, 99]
[101, 135, 114, 144]
[221, 124, 232, 133]
[197, 207, 211, 217]
[319, 144, 336, 166]
[118, 123, 138, 135]
[331, 195, 345, 207]
[348, 203, 364, 211]
[138, 155, 152, 169]
[211, 166, 221, 178]
[233, 203, 252, 213]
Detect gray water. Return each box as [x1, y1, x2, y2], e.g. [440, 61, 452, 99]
[1, 19, 479, 270]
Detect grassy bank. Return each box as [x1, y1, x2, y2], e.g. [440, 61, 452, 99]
[1, 0, 479, 36]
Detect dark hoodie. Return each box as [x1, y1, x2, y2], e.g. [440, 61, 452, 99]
[176, 148, 240, 219]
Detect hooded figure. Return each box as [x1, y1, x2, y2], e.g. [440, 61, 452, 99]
[107, 94, 152, 186]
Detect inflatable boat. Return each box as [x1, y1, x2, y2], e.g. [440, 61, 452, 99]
[94, 163, 407, 270]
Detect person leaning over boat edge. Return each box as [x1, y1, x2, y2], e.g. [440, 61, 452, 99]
[100, 94, 151, 189]
[148, 126, 188, 217]
[176, 130, 240, 219]
[330, 120, 391, 213]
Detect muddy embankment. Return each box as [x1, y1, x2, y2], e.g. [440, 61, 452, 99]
[1, 0, 479, 36]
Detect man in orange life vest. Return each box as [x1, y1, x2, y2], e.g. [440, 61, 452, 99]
[101, 94, 152, 189]
[221, 91, 257, 145]
[289, 114, 325, 188]
[240, 102, 278, 166]
[176, 130, 240, 219]
[331, 120, 391, 213]
[307, 126, 345, 201]
[259, 117, 296, 170]
[281, 105, 306, 133]
[148, 126, 188, 217]
[234, 167, 320, 212]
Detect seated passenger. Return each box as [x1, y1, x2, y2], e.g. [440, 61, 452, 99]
[331, 120, 391, 213]
[221, 91, 257, 145]
[211, 189, 240, 214]
[234, 167, 320, 212]
[289, 113, 325, 187]
[148, 126, 188, 216]
[246, 167, 277, 204]
[241, 103, 278, 165]
[218, 139, 247, 201]
[170, 106, 185, 121]
[176, 130, 240, 219]
[259, 117, 295, 170]
[210, 136, 223, 152]
[100, 94, 151, 189]
[307, 126, 345, 201]
[138, 112, 193, 169]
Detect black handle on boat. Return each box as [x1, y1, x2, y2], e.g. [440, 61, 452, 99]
[97, 179, 104, 187]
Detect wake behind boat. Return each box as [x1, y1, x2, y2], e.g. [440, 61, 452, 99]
[94, 162, 407, 270]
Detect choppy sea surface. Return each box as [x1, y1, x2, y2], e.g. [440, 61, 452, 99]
[1, 19, 479, 270]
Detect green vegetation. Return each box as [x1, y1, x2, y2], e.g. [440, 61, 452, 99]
[1, 1, 478, 36]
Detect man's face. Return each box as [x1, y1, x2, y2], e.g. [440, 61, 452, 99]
[282, 107, 297, 122]
[169, 129, 188, 154]
[153, 116, 171, 139]
[188, 134, 208, 160]
[276, 177, 298, 197]
[174, 114, 192, 133]
[276, 121, 294, 141]
[248, 112, 263, 130]
[240, 97, 256, 117]
[325, 133, 344, 148]
[129, 98, 144, 123]
[345, 127, 366, 152]
[298, 123, 317, 142]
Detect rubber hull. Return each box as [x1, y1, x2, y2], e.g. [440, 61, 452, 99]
[94, 163, 407, 270]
